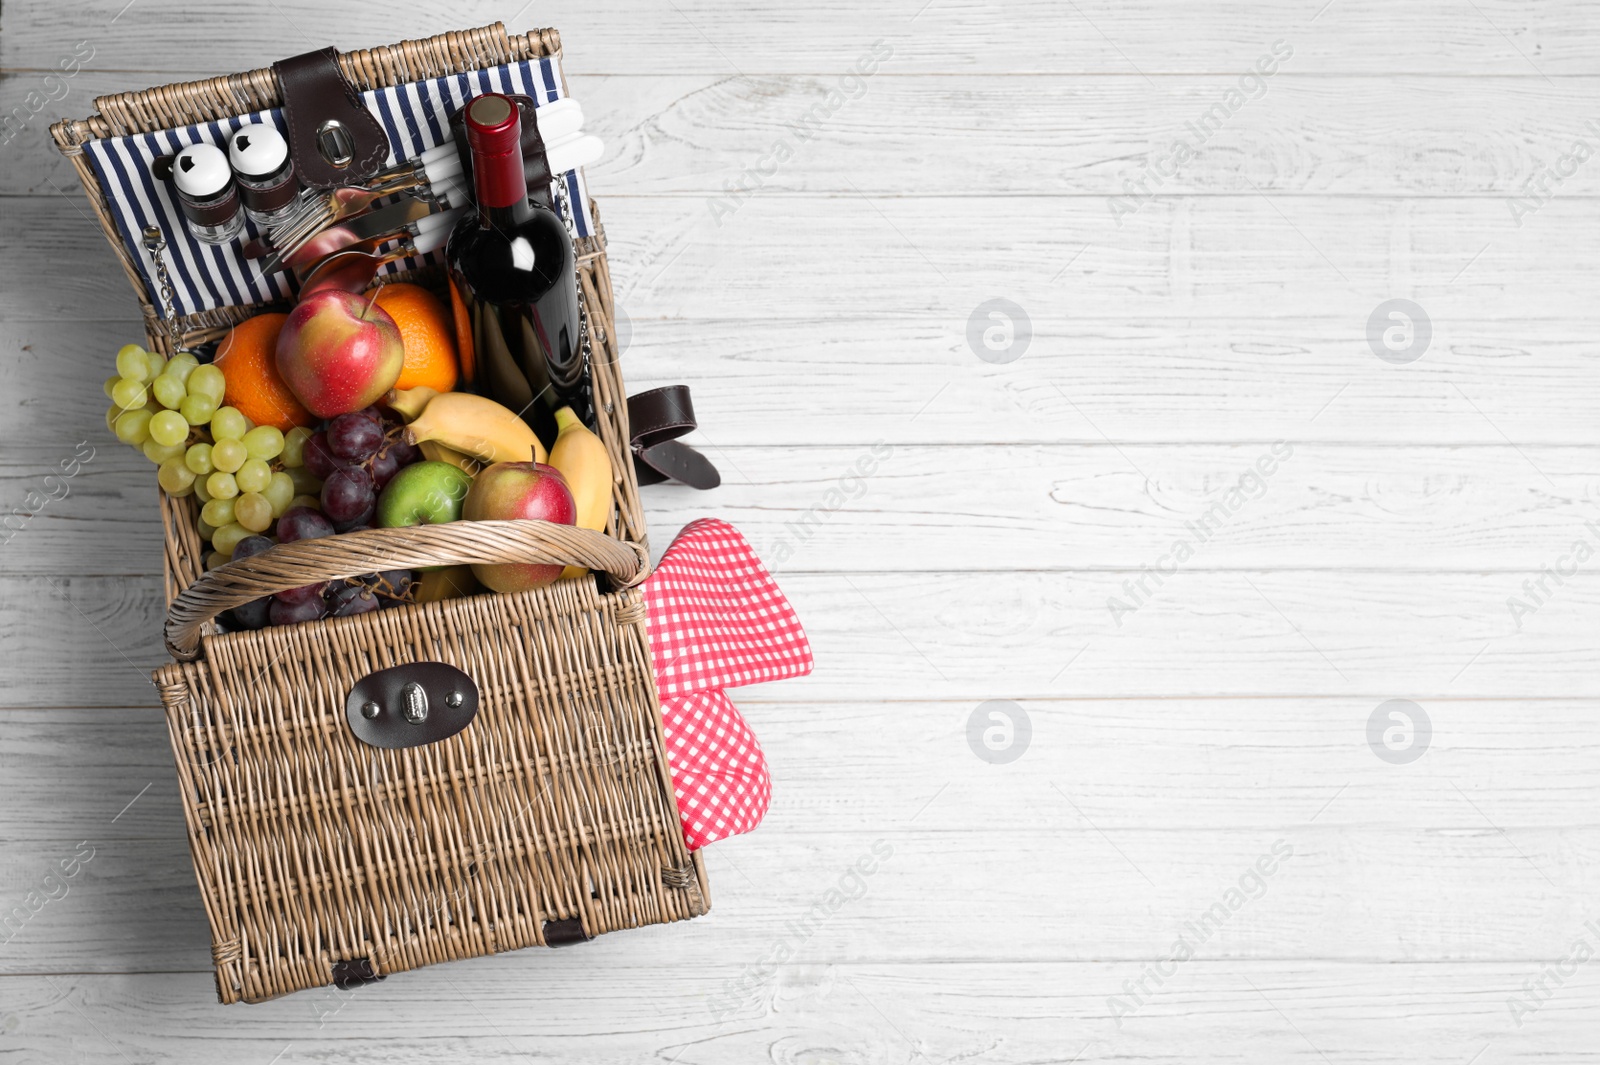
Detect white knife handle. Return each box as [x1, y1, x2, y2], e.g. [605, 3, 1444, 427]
[411, 97, 579, 184]
[531, 97, 584, 142]
[411, 213, 459, 256]
[431, 173, 469, 210]
[412, 227, 451, 256]
[418, 144, 464, 188]
[422, 131, 601, 208]
[545, 134, 603, 175]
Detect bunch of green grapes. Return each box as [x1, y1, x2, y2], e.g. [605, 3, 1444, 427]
[104, 343, 191, 454]
[192, 420, 320, 565]
[104, 342, 323, 567]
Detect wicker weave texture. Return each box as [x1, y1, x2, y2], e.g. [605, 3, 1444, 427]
[155, 576, 705, 1003]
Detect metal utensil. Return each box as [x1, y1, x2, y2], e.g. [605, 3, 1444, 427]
[297, 209, 460, 296]
[269, 98, 585, 254]
[253, 194, 468, 272]
[269, 98, 589, 266]
[264, 154, 460, 264]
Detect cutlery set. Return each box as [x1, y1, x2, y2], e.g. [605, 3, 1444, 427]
[237, 97, 600, 291]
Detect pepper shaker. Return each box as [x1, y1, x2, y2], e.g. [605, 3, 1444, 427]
[228, 123, 299, 227]
[171, 142, 244, 244]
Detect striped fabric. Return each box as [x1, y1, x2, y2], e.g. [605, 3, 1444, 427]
[83, 55, 592, 320]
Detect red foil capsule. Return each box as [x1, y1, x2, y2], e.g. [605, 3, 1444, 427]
[464, 94, 527, 210]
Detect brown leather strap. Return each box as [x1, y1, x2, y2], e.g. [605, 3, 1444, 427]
[274, 47, 390, 189]
[627, 386, 720, 490]
[448, 94, 554, 207]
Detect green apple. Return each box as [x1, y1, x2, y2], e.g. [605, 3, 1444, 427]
[376, 461, 474, 529]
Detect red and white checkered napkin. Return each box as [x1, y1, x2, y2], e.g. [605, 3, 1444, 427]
[641, 518, 813, 850]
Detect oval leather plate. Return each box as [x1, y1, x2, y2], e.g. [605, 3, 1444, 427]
[345, 661, 478, 749]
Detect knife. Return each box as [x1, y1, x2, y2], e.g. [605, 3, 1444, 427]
[316, 197, 462, 245]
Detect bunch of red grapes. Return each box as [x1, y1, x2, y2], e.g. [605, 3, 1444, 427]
[224, 405, 421, 630]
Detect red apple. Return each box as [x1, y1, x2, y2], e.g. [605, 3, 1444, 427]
[462, 461, 577, 593]
[285, 224, 360, 278]
[275, 290, 404, 419]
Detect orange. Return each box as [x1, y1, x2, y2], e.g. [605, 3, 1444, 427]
[448, 277, 476, 384]
[213, 312, 314, 431]
[366, 282, 459, 394]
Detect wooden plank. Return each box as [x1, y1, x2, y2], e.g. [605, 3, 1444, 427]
[4, 961, 1598, 1063]
[643, 442, 1600, 573]
[13, 69, 1600, 198]
[756, 570, 1600, 701]
[5, 570, 1599, 707]
[7, 0, 1600, 75]
[4, 699, 1597, 842]
[9, 441, 1600, 576]
[9, 191, 1600, 323]
[0, 827, 1597, 972]
[619, 316, 1600, 448]
[591, 194, 1600, 324]
[0, 446, 155, 575]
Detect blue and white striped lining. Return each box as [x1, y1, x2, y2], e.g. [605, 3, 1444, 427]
[83, 55, 591, 320]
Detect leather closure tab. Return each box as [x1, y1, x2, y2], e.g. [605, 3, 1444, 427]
[543, 918, 592, 946]
[345, 662, 478, 749]
[330, 956, 383, 989]
[273, 47, 390, 188]
[627, 386, 721, 490]
[447, 94, 554, 207]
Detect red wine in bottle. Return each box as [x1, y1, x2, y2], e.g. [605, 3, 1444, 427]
[446, 92, 590, 449]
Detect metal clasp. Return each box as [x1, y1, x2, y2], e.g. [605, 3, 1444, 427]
[400, 682, 429, 724]
[315, 119, 356, 169]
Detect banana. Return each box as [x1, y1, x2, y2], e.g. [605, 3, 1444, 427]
[418, 439, 485, 476]
[414, 564, 480, 603]
[547, 406, 613, 579]
[402, 391, 547, 465]
[384, 385, 440, 423]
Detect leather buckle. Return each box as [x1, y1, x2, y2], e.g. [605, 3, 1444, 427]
[273, 47, 390, 188]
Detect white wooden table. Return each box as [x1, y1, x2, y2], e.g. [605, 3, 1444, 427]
[3, 1, 1597, 1060]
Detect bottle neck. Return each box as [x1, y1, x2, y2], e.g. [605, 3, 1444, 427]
[471, 129, 532, 229]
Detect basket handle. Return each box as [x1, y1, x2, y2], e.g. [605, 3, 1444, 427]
[163, 520, 648, 660]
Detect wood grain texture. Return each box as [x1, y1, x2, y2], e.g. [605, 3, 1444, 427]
[6, 0, 1600, 75]
[3, 0, 1598, 1059]
[7, 962, 1598, 1064]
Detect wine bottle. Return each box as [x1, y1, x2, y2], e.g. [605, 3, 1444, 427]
[446, 93, 590, 450]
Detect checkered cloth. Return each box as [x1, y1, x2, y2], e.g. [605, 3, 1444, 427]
[641, 519, 812, 850]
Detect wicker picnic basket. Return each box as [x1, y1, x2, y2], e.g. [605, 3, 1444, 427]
[51, 23, 710, 1004]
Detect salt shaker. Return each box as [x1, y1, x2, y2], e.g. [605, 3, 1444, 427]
[228, 123, 299, 227]
[171, 142, 244, 244]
